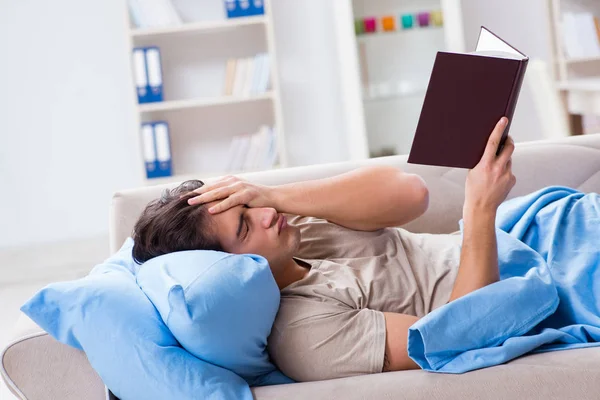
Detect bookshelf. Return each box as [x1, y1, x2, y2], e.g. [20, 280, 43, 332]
[549, 0, 600, 134]
[349, 0, 465, 158]
[123, 1, 287, 185]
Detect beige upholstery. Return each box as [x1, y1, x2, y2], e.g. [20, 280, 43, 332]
[3, 132, 600, 400]
[109, 133, 600, 251]
[1, 316, 106, 400]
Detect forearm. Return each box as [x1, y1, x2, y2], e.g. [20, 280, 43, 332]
[270, 166, 429, 231]
[447, 208, 499, 303]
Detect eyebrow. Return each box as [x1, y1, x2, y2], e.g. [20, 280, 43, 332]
[236, 211, 244, 239]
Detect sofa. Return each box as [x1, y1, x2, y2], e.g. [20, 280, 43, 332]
[3, 132, 600, 400]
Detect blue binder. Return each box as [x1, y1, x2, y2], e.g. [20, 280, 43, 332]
[133, 48, 149, 104]
[145, 47, 164, 103]
[225, 0, 264, 18]
[133, 47, 163, 104]
[152, 121, 173, 178]
[141, 123, 158, 178]
[141, 122, 172, 179]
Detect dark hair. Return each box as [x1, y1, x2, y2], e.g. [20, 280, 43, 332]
[131, 179, 224, 264]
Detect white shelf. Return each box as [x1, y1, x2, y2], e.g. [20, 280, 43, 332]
[146, 166, 281, 186]
[562, 56, 600, 64]
[138, 92, 274, 113]
[363, 89, 427, 102]
[355, 26, 444, 42]
[130, 16, 268, 38]
[557, 78, 600, 92]
[145, 172, 225, 186]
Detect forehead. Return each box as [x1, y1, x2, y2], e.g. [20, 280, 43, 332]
[207, 201, 243, 237]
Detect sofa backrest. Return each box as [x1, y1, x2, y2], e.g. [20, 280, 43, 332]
[110, 133, 600, 253]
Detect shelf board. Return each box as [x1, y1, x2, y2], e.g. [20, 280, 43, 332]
[145, 167, 281, 186]
[130, 16, 267, 38]
[145, 172, 225, 186]
[363, 89, 426, 102]
[563, 56, 600, 64]
[355, 26, 444, 41]
[138, 92, 273, 113]
[557, 78, 600, 92]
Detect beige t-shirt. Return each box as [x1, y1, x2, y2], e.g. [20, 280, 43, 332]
[267, 215, 463, 382]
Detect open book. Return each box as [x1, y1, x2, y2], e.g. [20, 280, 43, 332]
[408, 26, 529, 169]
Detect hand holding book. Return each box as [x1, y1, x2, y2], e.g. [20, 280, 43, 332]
[463, 116, 516, 220]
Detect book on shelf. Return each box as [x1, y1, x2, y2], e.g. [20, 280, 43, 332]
[583, 115, 600, 135]
[225, 126, 277, 172]
[232, 58, 248, 96]
[242, 56, 256, 96]
[128, 0, 182, 29]
[408, 26, 529, 169]
[141, 121, 173, 179]
[561, 12, 600, 60]
[224, 59, 237, 95]
[132, 47, 164, 103]
[226, 53, 271, 96]
[253, 53, 271, 94]
[224, 0, 265, 19]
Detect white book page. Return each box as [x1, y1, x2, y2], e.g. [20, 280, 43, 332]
[473, 27, 527, 60]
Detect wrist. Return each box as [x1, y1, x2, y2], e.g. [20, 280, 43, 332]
[269, 184, 288, 212]
[463, 203, 496, 222]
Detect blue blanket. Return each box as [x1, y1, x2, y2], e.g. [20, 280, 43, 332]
[407, 185, 600, 373]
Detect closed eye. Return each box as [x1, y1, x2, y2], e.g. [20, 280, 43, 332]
[240, 205, 250, 241]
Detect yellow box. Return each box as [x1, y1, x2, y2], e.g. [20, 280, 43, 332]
[382, 16, 396, 32]
[431, 10, 444, 26]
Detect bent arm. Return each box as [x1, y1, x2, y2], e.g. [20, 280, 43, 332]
[272, 165, 429, 231]
[382, 312, 421, 372]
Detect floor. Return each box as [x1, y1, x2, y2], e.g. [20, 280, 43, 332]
[0, 236, 109, 400]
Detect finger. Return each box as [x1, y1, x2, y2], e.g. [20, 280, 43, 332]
[497, 136, 515, 166]
[188, 185, 236, 205]
[483, 117, 509, 164]
[208, 195, 241, 214]
[189, 177, 232, 196]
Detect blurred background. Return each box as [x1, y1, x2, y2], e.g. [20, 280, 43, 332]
[1, 2, 599, 395]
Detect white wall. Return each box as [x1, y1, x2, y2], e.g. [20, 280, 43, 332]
[270, 0, 351, 166]
[0, 0, 141, 250]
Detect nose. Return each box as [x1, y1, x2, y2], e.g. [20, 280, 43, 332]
[259, 207, 278, 229]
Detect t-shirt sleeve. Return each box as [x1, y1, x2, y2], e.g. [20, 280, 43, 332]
[267, 299, 387, 382]
[284, 213, 384, 260]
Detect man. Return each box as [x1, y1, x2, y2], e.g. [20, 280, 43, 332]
[132, 117, 515, 381]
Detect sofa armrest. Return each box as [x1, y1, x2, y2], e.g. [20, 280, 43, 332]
[1, 314, 106, 400]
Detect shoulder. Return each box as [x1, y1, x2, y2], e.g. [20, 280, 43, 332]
[286, 213, 397, 260]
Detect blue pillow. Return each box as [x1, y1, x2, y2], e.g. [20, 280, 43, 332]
[136, 250, 294, 387]
[20, 238, 254, 400]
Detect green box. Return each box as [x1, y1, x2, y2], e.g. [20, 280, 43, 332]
[401, 14, 414, 29]
[355, 19, 365, 35]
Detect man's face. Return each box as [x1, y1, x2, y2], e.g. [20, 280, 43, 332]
[206, 201, 301, 272]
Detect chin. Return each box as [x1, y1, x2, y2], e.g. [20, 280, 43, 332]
[287, 227, 301, 253]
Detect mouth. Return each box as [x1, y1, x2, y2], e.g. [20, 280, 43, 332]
[277, 214, 287, 235]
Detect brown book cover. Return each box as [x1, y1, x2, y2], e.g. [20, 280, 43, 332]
[408, 27, 529, 169]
